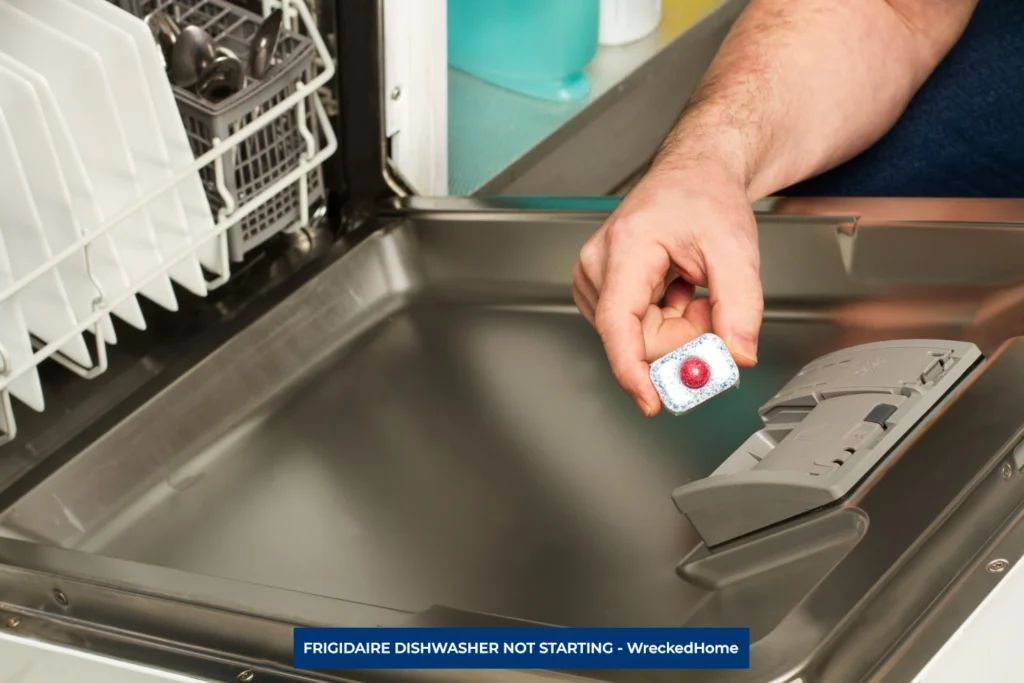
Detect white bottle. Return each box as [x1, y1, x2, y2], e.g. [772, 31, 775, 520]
[598, 0, 662, 46]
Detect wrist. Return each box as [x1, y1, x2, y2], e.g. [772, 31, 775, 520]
[648, 142, 753, 203]
[649, 98, 773, 202]
[654, 135, 756, 200]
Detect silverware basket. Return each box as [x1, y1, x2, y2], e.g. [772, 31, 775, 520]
[115, 0, 325, 261]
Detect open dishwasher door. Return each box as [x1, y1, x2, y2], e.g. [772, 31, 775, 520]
[1, 196, 1024, 682]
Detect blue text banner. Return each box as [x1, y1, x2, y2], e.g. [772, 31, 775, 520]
[294, 627, 750, 670]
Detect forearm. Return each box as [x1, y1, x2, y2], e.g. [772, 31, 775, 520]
[655, 0, 978, 200]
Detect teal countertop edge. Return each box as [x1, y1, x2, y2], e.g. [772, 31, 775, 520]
[447, 9, 720, 197]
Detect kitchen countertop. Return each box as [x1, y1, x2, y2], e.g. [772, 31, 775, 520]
[448, 0, 735, 196]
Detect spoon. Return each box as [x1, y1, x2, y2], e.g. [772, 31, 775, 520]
[169, 25, 216, 88]
[144, 10, 180, 68]
[197, 47, 247, 102]
[249, 8, 283, 79]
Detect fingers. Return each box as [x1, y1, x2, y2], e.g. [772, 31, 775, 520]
[682, 296, 713, 338]
[574, 192, 765, 415]
[642, 285, 713, 361]
[595, 245, 668, 417]
[577, 246, 713, 415]
[578, 236, 607, 293]
[661, 278, 695, 318]
[572, 262, 597, 325]
[572, 286, 594, 326]
[574, 235, 605, 326]
[705, 236, 764, 368]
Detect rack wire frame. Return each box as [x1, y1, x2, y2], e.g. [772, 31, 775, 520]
[0, 0, 337, 446]
[120, 0, 327, 261]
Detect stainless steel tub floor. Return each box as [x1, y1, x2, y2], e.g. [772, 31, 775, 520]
[4, 208, 1001, 635]
[73, 294, 833, 628]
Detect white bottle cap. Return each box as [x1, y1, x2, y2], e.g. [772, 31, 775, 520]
[599, 0, 662, 46]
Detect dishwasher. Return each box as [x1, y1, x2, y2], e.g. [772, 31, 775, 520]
[1, 1, 1024, 682]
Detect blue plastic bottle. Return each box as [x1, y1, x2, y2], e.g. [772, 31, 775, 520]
[448, 0, 600, 102]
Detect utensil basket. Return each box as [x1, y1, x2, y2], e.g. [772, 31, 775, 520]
[115, 0, 324, 261]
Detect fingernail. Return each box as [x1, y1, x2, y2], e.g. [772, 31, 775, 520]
[635, 398, 652, 417]
[728, 334, 758, 363]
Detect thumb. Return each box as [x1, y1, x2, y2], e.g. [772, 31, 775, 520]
[705, 242, 764, 367]
[596, 246, 668, 416]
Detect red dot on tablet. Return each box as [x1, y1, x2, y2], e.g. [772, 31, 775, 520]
[680, 357, 710, 389]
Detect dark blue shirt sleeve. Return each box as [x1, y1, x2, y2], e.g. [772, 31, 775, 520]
[786, 0, 1024, 198]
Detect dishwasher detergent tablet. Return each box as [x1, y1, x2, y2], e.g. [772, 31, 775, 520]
[650, 333, 740, 415]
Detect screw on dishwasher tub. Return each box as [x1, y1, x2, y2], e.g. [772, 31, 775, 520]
[1002, 462, 1014, 480]
[5, 617, 19, 628]
[237, 671, 255, 682]
[52, 589, 68, 606]
[987, 559, 1010, 573]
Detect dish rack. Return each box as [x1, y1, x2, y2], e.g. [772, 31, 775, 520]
[119, 0, 327, 260]
[0, 0, 337, 447]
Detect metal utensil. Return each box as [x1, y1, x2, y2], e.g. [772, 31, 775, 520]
[144, 10, 180, 68]
[249, 8, 283, 79]
[197, 47, 247, 103]
[169, 25, 216, 88]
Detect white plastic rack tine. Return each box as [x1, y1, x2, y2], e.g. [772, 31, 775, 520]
[39, 239, 109, 380]
[0, 0, 337, 445]
[296, 83, 317, 231]
[210, 137, 235, 290]
[0, 343, 14, 446]
[26, 239, 109, 381]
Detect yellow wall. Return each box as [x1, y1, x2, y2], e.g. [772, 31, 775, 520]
[659, 0, 729, 39]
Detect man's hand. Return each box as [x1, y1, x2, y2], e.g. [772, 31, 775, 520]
[573, 166, 763, 417]
[572, 0, 977, 416]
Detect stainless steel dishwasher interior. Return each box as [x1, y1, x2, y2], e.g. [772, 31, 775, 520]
[3, 199, 1024, 634]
